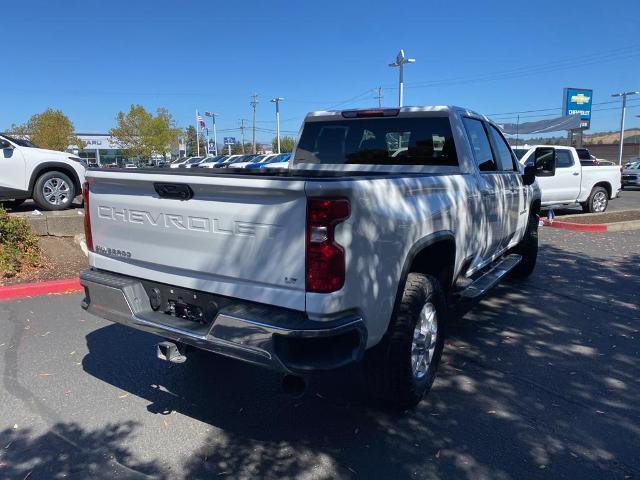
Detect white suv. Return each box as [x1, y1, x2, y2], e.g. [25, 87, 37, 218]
[1, 133, 86, 210]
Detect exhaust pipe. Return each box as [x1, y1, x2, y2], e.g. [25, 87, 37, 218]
[281, 374, 307, 397]
[156, 340, 187, 364]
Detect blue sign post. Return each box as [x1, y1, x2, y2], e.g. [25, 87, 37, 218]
[223, 137, 236, 155]
[563, 87, 593, 129]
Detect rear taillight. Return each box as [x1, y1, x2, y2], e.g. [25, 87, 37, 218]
[82, 182, 94, 252]
[306, 198, 350, 293]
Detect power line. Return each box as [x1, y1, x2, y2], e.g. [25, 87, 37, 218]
[374, 86, 383, 108]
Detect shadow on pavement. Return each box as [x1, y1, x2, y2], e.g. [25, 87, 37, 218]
[67, 243, 640, 479]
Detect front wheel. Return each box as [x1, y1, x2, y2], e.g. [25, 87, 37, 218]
[364, 273, 446, 409]
[32, 171, 75, 211]
[582, 186, 608, 213]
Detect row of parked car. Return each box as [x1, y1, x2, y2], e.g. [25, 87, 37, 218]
[169, 153, 291, 170]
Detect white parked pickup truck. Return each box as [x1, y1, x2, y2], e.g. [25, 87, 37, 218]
[1, 133, 86, 210]
[518, 145, 621, 213]
[79, 106, 557, 408]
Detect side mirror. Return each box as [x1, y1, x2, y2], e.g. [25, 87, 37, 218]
[1, 139, 13, 150]
[534, 147, 556, 177]
[522, 165, 536, 185]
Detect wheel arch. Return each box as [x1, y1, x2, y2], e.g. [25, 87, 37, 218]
[592, 181, 612, 199]
[29, 162, 82, 197]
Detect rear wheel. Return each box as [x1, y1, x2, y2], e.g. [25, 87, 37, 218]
[32, 171, 75, 211]
[364, 273, 446, 409]
[582, 186, 608, 213]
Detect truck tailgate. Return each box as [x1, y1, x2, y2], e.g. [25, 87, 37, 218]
[86, 171, 308, 311]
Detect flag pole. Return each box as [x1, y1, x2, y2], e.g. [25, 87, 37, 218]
[195, 109, 200, 157]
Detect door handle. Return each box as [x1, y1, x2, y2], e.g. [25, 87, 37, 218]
[572, 172, 580, 176]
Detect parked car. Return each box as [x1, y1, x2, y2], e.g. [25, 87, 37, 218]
[169, 157, 192, 169]
[197, 155, 227, 168]
[246, 153, 291, 169]
[0, 133, 86, 210]
[124, 163, 138, 169]
[230, 154, 273, 169]
[221, 154, 259, 168]
[80, 105, 554, 408]
[519, 145, 621, 212]
[209, 154, 243, 168]
[622, 161, 640, 188]
[180, 157, 206, 168]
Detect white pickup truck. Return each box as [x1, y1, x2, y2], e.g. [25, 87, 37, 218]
[1, 133, 86, 210]
[517, 145, 621, 213]
[79, 106, 557, 408]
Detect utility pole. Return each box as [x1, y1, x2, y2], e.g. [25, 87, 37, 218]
[239, 119, 248, 154]
[388, 50, 415, 107]
[374, 86, 383, 108]
[204, 112, 218, 156]
[250, 93, 259, 154]
[270, 97, 284, 153]
[612, 91, 639, 165]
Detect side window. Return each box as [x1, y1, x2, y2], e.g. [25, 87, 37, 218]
[556, 150, 574, 168]
[487, 125, 516, 171]
[462, 118, 497, 172]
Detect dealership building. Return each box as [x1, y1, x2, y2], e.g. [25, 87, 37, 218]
[69, 133, 126, 166]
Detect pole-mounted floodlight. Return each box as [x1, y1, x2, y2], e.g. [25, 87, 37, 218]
[388, 49, 415, 107]
[612, 91, 639, 165]
[270, 97, 284, 153]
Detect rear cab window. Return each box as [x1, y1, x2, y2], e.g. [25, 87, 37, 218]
[294, 116, 458, 166]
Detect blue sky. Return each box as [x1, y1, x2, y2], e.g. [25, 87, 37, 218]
[2, 0, 639, 142]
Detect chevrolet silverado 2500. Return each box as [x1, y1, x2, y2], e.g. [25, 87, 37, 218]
[80, 106, 556, 408]
[519, 145, 621, 213]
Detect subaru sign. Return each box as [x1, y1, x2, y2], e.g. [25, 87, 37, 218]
[223, 137, 236, 145]
[563, 87, 593, 129]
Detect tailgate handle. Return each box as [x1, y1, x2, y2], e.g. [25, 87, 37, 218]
[154, 183, 193, 200]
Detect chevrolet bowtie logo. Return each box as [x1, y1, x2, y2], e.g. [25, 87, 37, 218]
[571, 93, 591, 105]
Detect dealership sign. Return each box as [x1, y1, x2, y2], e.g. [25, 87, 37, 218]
[224, 137, 236, 145]
[563, 87, 593, 129]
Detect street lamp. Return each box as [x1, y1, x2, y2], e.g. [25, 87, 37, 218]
[270, 97, 284, 153]
[204, 112, 218, 156]
[612, 91, 639, 165]
[388, 49, 415, 107]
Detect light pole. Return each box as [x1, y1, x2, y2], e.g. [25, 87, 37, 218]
[250, 93, 259, 154]
[270, 97, 284, 153]
[204, 112, 218, 156]
[612, 91, 639, 165]
[388, 49, 415, 107]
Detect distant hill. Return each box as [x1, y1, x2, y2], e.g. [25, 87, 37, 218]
[584, 128, 640, 145]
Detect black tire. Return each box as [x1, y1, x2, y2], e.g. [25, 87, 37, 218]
[32, 171, 75, 211]
[582, 186, 608, 213]
[364, 273, 446, 409]
[510, 214, 539, 278]
[0, 199, 26, 209]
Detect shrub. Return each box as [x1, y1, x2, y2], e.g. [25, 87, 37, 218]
[0, 207, 41, 277]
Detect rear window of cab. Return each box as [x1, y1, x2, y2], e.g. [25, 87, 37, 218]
[295, 117, 458, 166]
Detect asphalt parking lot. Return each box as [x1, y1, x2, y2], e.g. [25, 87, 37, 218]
[1, 227, 638, 479]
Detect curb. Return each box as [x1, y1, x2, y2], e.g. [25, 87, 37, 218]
[541, 218, 640, 232]
[541, 219, 608, 232]
[0, 278, 82, 301]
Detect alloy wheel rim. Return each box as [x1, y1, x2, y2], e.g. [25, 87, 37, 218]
[411, 302, 438, 380]
[593, 191, 607, 212]
[43, 178, 70, 206]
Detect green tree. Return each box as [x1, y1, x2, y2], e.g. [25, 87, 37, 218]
[109, 105, 181, 160]
[272, 136, 295, 153]
[8, 109, 85, 151]
[185, 125, 207, 157]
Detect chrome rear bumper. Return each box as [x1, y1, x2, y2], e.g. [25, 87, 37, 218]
[80, 269, 366, 373]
